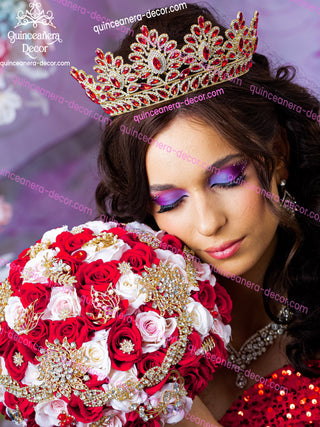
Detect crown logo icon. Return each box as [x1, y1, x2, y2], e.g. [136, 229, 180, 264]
[70, 11, 259, 117]
[15, 1, 56, 29]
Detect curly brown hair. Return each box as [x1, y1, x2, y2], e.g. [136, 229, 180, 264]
[94, 4, 320, 376]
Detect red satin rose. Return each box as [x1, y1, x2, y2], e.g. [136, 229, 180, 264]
[214, 282, 232, 324]
[48, 317, 90, 347]
[136, 349, 168, 394]
[0, 322, 11, 354]
[178, 364, 209, 398]
[75, 259, 120, 291]
[191, 280, 216, 311]
[108, 316, 142, 370]
[4, 341, 35, 381]
[119, 243, 157, 273]
[18, 283, 51, 312]
[8, 258, 29, 293]
[4, 393, 34, 418]
[178, 331, 202, 367]
[106, 227, 139, 247]
[52, 229, 94, 253]
[54, 249, 84, 275]
[67, 394, 103, 423]
[160, 235, 183, 254]
[125, 411, 162, 427]
[20, 319, 48, 350]
[203, 333, 228, 371]
[26, 414, 38, 427]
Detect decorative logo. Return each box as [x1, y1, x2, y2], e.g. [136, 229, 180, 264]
[7, 1, 62, 60]
[15, 2, 56, 29]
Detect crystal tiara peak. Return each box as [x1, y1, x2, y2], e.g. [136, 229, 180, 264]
[70, 11, 259, 117]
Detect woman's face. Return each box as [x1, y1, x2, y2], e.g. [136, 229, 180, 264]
[145, 116, 281, 277]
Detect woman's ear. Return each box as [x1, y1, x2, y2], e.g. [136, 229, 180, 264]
[272, 127, 290, 184]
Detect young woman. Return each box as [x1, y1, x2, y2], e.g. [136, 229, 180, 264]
[75, 3, 320, 425]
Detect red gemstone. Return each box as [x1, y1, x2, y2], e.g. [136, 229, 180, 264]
[239, 38, 244, 51]
[88, 77, 93, 84]
[110, 77, 120, 88]
[166, 42, 175, 51]
[193, 26, 201, 36]
[131, 55, 142, 61]
[228, 52, 236, 59]
[203, 46, 210, 61]
[236, 65, 241, 74]
[139, 97, 148, 104]
[137, 36, 147, 45]
[239, 12, 243, 22]
[134, 64, 144, 70]
[105, 108, 114, 115]
[228, 31, 235, 39]
[141, 72, 151, 79]
[150, 79, 160, 84]
[105, 54, 112, 64]
[169, 51, 180, 60]
[117, 105, 124, 112]
[80, 73, 85, 80]
[211, 28, 219, 38]
[212, 59, 221, 65]
[124, 104, 131, 110]
[215, 49, 223, 55]
[202, 75, 209, 86]
[244, 28, 248, 36]
[242, 64, 246, 72]
[100, 94, 106, 100]
[133, 45, 143, 52]
[192, 78, 199, 89]
[215, 38, 223, 46]
[132, 100, 139, 107]
[225, 42, 233, 49]
[96, 49, 104, 60]
[191, 65, 201, 71]
[179, 68, 190, 80]
[186, 36, 196, 44]
[205, 24, 211, 34]
[222, 58, 228, 67]
[149, 94, 158, 102]
[234, 22, 239, 31]
[141, 26, 149, 37]
[103, 85, 111, 91]
[95, 68, 103, 73]
[140, 84, 152, 90]
[185, 57, 194, 64]
[181, 81, 189, 92]
[171, 62, 181, 68]
[153, 57, 162, 70]
[159, 35, 168, 46]
[198, 16, 205, 28]
[58, 414, 65, 420]
[158, 90, 168, 98]
[168, 71, 178, 80]
[122, 66, 130, 74]
[96, 85, 101, 91]
[229, 67, 234, 75]
[96, 59, 104, 66]
[113, 92, 121, 97]
[184, 47, 194, 53]
[221, 71, 227, 80]
[150, 30, 157, 43]
[212, 73, 219, 82]
[128, 85, 138, 92]
[171, 85, 178, 95]
[127, 76, 138, 82]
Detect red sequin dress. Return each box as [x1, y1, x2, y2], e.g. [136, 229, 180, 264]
[219, 364, 320, 426]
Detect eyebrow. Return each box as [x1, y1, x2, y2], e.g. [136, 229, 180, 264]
[149, 153, 242, 192]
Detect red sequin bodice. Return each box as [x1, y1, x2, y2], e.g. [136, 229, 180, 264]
[220, 365, 320, 426]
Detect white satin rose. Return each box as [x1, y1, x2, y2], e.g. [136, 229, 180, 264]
[21, 248, 58, 284]
[22, 362, 42, 386]
[194, 261, 213, 282]
[34, 399, 68, 426]
[5, 296, 24, 333]
[115, 271, 146, 314]
[211, 317, 231, 346]
[84, 239, 131, 263]
[106, 367, 147, 412]
[81, 333, 111, 380]
[41, 226, 68, 245]
[42, 287, 81, 321]
[135, 311, 176, 353]
[82, 220, 118, 235]
[149, 383, 193, 424]
[186, 301, 213, 337]
[155, 249, 188, 280]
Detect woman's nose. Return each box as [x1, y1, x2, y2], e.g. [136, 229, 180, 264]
[194, 194, 227, 237]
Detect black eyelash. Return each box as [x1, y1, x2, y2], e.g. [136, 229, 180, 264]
[214, 174, 246, 189]
[157, 196, 187, 213]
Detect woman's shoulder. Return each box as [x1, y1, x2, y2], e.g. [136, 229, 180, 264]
[220, 363, 320, 426]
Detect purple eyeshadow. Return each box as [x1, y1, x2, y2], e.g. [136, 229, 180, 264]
[152, 189, 188, 206]
[209, 160, 247, 185]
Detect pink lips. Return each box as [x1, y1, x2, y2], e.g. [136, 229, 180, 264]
[205, 238, 243, 260]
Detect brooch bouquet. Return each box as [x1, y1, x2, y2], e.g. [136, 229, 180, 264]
[0, 220, 232, 426]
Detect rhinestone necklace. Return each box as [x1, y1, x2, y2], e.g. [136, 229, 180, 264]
[227, 307, 290, 389]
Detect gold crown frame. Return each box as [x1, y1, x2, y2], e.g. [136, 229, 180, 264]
[70, 11, 259, 116]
